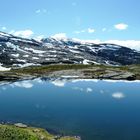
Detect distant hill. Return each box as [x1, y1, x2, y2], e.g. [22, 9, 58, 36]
[0, 31, 140, 69]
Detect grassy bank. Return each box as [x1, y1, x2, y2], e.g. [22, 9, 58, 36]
[0, 124, 78, 140]
[0, 64, 140, 81]
[11, 64, 92, 74]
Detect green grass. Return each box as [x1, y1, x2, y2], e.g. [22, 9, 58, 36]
[1, 64, 140, 80]
[11, 64, 92, 75]
[0, 124, 52, 140]
[0, 124, 78, 140]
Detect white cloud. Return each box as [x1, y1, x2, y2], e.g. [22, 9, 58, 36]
[34, 78, 44, 84]
[10, 30, 34, 38]
[103, 40, 140, 51]
[72, 87, 84, 91]
[36, 9, 41, 13]
[102, 28, 107, 32]
[9, 30, 15, 34]
[51, 79, 66, 87]
[11, 81, 33, 89]
[86, 88, 93, 93]
[72, 38, 102, 44]
[2, 27, 7, 30]
[51, 33, 67, 40]
[72, 79, 99, 83]
[74, 28, 95, 34]
[72, 38, 140, 51]
[74, 30, 85, 34]
[36, 9, 47, 14]
[72, 87, 93, 93]
[112, 92, 125, 99]
[87, 28, 95, 33]
[103, 79, 140, 83]
[34, 35, 44, 41]
[114, 23, 128, 30]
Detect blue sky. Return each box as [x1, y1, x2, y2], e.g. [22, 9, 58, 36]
[0, 0, 140, 41]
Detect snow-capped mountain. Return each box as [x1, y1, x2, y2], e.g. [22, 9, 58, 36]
[0, 31, 140, 69]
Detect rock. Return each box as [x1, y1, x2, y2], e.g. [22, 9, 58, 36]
[60, 136, 81, 140]
[33, 128, 40, 132]
[14, 123, 27, 128]
[40, 135, 45, 140]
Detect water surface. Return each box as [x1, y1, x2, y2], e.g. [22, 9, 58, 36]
[0, 78, 140, 140]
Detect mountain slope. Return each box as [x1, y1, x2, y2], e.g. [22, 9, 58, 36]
[0, 31, 140, 69]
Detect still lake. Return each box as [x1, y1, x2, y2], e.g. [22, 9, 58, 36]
[0, 78, 140, 140]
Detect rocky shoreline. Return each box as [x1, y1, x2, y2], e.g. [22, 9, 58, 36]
[0, 64, 139, 82]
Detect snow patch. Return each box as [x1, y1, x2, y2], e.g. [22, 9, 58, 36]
[69, 49, 80, 54]
[38, 54, 44, 57]
[23, 55, 29, 58]
[10, 38, 35, 44]
[32, 57, 39, 60]
[61, 75, 79, 78]
[0, 63, 11, 71]
[83, 59, 90, 64]
[87, 46, 97, 53]
[24, 48, 46, 54]
[45, 58, 56, 61]
[83, 59, 100, 65]
[0, 32, 12, 37]
[11, 54, 19, 57]
[13, 63, 40, 68]
[6, 42, 17, 50]
[6, 42, 29, 54]
[44, 43, 54, 48]
[16, 59, 26, 62]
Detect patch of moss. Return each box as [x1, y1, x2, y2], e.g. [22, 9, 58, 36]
[11, 64, 92, 75]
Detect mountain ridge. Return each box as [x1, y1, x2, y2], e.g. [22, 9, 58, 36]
[0, 31, 140, 69]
